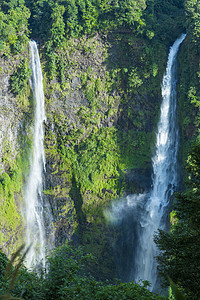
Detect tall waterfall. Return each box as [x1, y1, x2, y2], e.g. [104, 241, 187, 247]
[106, 34, 186, 290]
[133, 33, 186, 289]
[24, 41, 48, 269]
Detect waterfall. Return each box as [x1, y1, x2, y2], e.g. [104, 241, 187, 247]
[133, 33, 186, 290]
[106, 33, 186, 290]
[24, 41, 49, 269]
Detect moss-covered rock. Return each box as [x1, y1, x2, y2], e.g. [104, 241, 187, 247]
[39, 31, 172, 279]
[0, 49, 32, 256]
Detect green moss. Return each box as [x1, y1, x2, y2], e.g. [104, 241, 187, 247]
[118, 130, 155, 169]
[0, 107, 32, 256]
[43, 28, 186, 281]
[43, 32, 167, 230]
[0, 155, 27, 256]
[10, 58, 31, 96]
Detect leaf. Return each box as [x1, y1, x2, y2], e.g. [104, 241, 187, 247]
[168, 277, 186, 300]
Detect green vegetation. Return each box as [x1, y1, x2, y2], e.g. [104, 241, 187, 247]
[178, 0, 200, 162]
[0, 0, 30, 56]
[0, 244, 165, 299]
[0, 134, 32, 256]
[26, 0, 147, 42]
[185, 0, 200, 46]
[41, 28, 170, 277]
[10, 58, 31, 96]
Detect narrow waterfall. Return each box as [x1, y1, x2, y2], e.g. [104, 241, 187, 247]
[24, 41, 49, 269]
[133, 33, 186, 289]
[106, 34, 186, 290]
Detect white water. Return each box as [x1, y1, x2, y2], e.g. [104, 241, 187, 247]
[133, 33, 186, 289]
[24, 41, 47, 269]
[106, 33, 186, 290]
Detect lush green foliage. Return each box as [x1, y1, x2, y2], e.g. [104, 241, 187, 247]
[26, 0, 147, 43]
[178, 4, 200, 160]
[0, 244, 165, 299]
[10, 58, 31, 96]
[185, 0, 200, 46]
[0, 152, 30, 256]
[23, 0, 186, 53]
[0, 108, 32, 256]
[155, 143, 200, 299]
[0, 0, 30, 55]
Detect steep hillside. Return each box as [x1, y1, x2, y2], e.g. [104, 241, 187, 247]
[2, 0, 199, 282]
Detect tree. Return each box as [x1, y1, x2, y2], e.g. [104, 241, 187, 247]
[0, 1, 30, 55]
[185, 0, 200, 45]
[50, 3, 65, 48]
[114, 0, 146, 32]
[0, 244, 164, 299]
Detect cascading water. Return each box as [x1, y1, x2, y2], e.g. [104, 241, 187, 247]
[106, 33, 186, 290]
[24, 41, 51, 269]
[133, 33, 186, 290]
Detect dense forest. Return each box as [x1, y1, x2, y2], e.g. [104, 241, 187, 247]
[0, 0, 200, 299]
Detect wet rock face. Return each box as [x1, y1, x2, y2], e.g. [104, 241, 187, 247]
[41, 32, 160, 247]
[0, 33, 162, 255]
[125, 167, 153, 194]
[0, 57, 24, 255]
[0, 56, 28, 173]
[0, 71, 16, 171]
[42, 34, 123, 245]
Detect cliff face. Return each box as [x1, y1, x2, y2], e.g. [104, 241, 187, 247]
[0, 27, 199, 278]
[0, 52, 32, 256]
[0, 32, 164, 274]
[43, 32, 164, 244]
[41, 31, 170, 279]
[0, 57, 22, 172]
